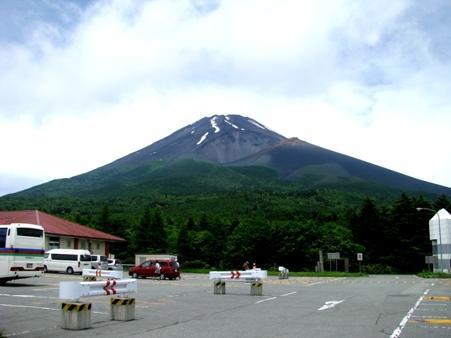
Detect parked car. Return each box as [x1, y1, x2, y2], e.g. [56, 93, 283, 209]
[90, 254, 109, 270]
[129, 259, 180, 280]
[44, 249, 91, 274]
[107, 258, 123, 271]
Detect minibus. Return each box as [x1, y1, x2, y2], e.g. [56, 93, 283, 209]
[44, 249, 91, 274]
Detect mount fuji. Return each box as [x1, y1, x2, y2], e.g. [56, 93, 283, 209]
[7, 114, 451, 197]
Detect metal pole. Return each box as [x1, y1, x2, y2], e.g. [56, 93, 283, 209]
[437, 212, 443, 272]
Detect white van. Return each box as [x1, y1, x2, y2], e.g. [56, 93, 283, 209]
[44, 249, 91, 274]
[90, 254, 108, 270]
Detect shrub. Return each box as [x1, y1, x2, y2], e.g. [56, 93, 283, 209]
[182, 260, 210, 269]
[362, 264, 394, 274]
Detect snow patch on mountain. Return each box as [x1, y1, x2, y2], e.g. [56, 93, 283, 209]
[211, 116, 220, 133]
[248, 119, 266, 130]
[224, 118, 239, 129]
[197, 132, 209, 145]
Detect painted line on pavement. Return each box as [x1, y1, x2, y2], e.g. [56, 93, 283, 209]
[0, 293, 57, 299]
[409, 318, 451, 325]
[281, 291, 296, 297]
[390, 288, 430, 338]
[32, 287, 58, 291]
[424, 295, 451, 301]
[0, 303, 108, 314]
[255, 297, 277, 304]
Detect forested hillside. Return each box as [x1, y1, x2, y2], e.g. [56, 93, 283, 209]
[1, 183, 449, 273]
[2, 115, 450, 273]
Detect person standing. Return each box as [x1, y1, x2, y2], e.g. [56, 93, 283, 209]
[243, 261, 250, 270]
[155, 260, 161, 277]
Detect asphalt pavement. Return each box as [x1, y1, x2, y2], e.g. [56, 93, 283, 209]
[0, 273, 450, 337]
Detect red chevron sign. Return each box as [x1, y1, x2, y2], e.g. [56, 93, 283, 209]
[230, 271, 241, 279]
[103, 280, 117, 295]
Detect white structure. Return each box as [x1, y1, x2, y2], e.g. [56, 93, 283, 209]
[429, 208, 451, 273]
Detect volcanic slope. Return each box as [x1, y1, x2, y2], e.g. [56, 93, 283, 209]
[9, 114, 451, 197]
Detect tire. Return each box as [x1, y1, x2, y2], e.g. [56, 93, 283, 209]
[66, 267, 74, 274]
[132, 272, 138, 279]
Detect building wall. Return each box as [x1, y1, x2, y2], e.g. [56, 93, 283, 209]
[44, 235, 106, 255]
[429, 215, 451, 273]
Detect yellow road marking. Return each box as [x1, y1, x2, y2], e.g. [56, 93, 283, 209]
[409, 318, 451, 325]
[424, 295, 451, 301]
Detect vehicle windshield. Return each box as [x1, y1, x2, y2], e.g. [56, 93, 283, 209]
[0, 228, 6, 248]
[17, 228, 43, 237]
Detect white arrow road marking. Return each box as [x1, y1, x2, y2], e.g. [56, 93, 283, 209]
[318, 299, 345, 311]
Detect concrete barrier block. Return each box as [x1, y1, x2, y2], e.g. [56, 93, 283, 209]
[250, 281, 263, 296]
[110, 297, 135, 321]
[61, 302, 91, 330]
[213, 280, 226, 294]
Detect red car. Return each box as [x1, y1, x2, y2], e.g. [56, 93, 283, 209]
[129, 259, 180, 280]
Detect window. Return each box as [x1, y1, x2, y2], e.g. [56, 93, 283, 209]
[48, 237, 60, 249]
[52, 254, 77, 261]
[17, 228, 43, 237]
[0, 228, 7, 248]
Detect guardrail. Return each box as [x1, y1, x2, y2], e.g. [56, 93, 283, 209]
[60, 279, 137, 300]
[209, 270, 267, 295]
[59, 279, 137, 330]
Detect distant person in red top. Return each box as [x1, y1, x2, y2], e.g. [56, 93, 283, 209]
[253, 262, 257, 269]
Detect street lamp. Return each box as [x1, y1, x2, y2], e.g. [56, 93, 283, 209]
[416, 207, 443, 272]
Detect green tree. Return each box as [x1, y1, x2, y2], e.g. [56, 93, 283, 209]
[351, 198, 386, 264]
[133, 207, 153, 253]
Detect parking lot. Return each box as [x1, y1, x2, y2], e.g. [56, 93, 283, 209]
[0, 273, 450, 337]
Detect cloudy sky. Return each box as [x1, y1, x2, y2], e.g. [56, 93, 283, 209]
[1, 0, 450, 196]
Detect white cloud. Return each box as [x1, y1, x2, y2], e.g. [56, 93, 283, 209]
[0, 0, 450, 196]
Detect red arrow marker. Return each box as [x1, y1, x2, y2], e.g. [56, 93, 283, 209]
[230, 271, 241, 279]
[103, 280, 117, 295]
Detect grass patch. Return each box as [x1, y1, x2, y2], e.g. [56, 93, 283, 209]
[181, 268, 211, 274]
[417, 271, 451, 279]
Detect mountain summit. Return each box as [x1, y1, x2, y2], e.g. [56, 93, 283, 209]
[105, 115, 285, 169]
[9, 114, 451, 197]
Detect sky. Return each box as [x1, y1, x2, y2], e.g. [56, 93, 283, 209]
[1, 0, 451, 197]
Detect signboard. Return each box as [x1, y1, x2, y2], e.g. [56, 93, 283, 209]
[357, 253, 363, 261]
[327, 252, 340, 260]
[425, 256, 435, 264]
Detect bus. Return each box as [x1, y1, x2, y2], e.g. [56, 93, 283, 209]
[0, 223, 45, 284]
